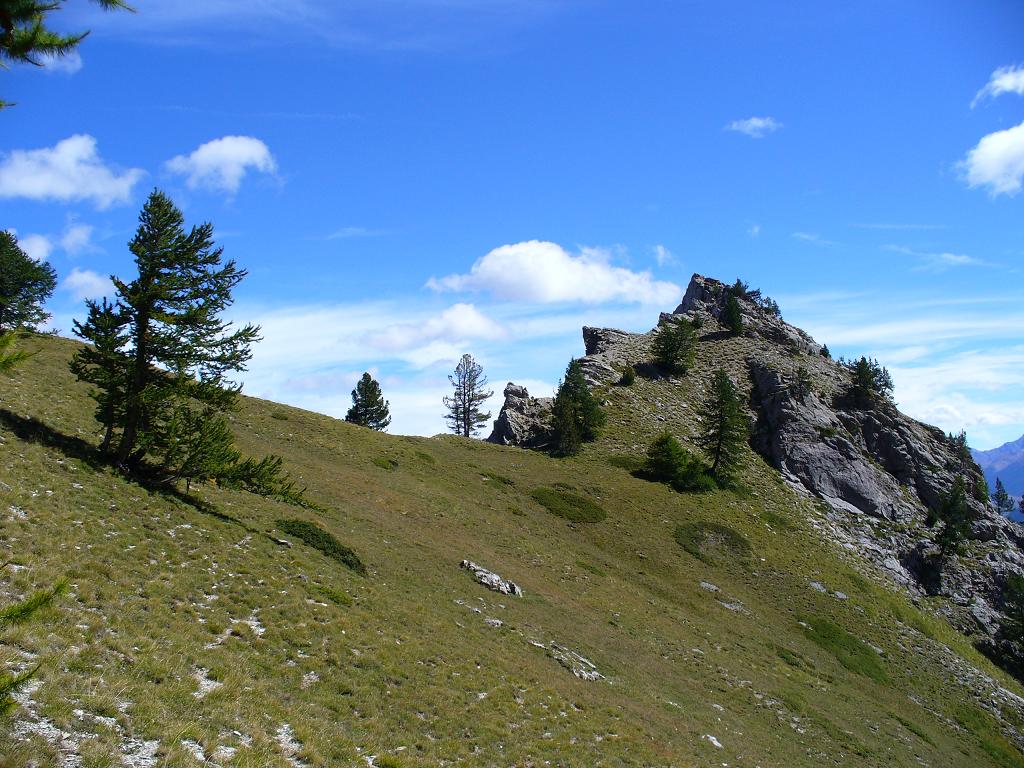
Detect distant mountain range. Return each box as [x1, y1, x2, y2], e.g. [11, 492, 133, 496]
[973, 433, 1024, 520]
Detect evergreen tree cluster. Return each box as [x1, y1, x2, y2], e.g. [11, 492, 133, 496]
[929, 476, 975, 557]
[651, 318, 698, 375]
[846, 356, 894, 406]
[68, 190, 301, 501]
[550, 359, 606, 456]
[642, 368, 749, 492]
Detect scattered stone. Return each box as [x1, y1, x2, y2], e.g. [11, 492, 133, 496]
[460, 560, 523, 597]
[699, 581, 720, 592]
[193, 668, 223, 698]
[547, 643, 604, 681]
[703, 734, 723, 749]
[809, 581, 827, 593]
[275, 723, 309, 767]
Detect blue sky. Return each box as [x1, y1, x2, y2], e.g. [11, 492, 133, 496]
[2, 0, 1023, 448]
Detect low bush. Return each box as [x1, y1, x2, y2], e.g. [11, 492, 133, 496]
[531, 487, 607, 523]
[619, 365, 636, 386]
[277, 519, 366, 575]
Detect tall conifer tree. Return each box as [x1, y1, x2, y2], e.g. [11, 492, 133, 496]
[443, 353, 492, 437]
[70, 189, 260, 471]
[345, 372, 391, 431]
[550, 358, 606, 456]
[697, 368, 748, 484]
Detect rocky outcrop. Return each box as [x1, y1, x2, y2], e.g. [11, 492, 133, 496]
[746, 353, 1024, 662]
[486, 384, 552, 448]
[460, 560, 524, 597]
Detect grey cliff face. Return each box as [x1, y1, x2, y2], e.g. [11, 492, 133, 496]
[486, 383, 552, 448]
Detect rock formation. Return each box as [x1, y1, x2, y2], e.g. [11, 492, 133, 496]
[492, 272, 1024, 675]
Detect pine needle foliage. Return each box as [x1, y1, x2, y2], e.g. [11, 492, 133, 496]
[651, 318, 697, 375]
[933, 477, 975, 557]
[443, 353, 493, 437]
[550, 358, 606, 457]
[0, 330, 33, 374]
[0, 230, 56, 330]
[70, 190, 260, 472]
[697, 369, 749, 484]
[345, 372, 391, 431]
[993, 478, 1015, 515]
[644, 431, 716, 492]
[721, 293, 743, 335]
[847, 356, 894, 406]
[0, 0, 132, 107]
[0, 578, 66, 715]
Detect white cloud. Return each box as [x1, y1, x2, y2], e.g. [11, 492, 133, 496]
[19, 234, 53, 262]
[725, 116, 782, 138]
[166, 136, 277, 194]
[60, 223, 96, 255]
[38, 51, 83, 74]
[327, 226, 383, 239]
[748, 224, 761, 237]
[884, 245, 988, 272]
[0, 135, 144, 209]
[961, 121, 1024, 196]
[369, 303, 505, 359]
[427, 241, 681, 305]
[61, 268, 112, 301]
[792, 231, 836, 246]
[651, 244, 676, 267]
[972, 64, 1024, 107]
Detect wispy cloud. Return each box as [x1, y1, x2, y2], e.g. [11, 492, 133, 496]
[792, 231, 837, 246]
[327, 226, 385, 240]
[60, 268, 113, 301]
[38, 51, 83, 74]
[884, 244, 989, 272]
[651, 244, 676, 267]
[748, 224, 761, 237]
[725, 116, 782, 138]
[972, 64, 1024, 108]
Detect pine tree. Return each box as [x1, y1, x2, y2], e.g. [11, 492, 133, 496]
[848, 356, 893, 406]
[70, 190, 260, 472]
[993, 478, 1015, 515]
[443, 353, 493, 437]
[0, 330, 33, 374]
[651, 318, 697, 375]
[0, 231, 57, 331]
[550, 359, 606, 457]
[0, 579, 66, 715]
[820, 344, 831, 359]
[697, 368, 748, 484]
[1, 0, 131, 108]
[933, 476, 974, 557]
[345, 372, 391, 431]
[721, 294, 743, 335]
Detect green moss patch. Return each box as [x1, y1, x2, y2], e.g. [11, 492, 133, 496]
[531, 487, 607, 523]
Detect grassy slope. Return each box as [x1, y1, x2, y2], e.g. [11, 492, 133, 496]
[1, 333, 1022, 768]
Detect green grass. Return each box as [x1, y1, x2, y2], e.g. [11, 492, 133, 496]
[802, 615, 887, 683]
[0, 333, 1022, 768]
[674, 521, 751, 565]
[530, 487, 607, 523]
[277, 519, 366, 575]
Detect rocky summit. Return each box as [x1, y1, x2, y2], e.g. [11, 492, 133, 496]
[4, 274, 1024, 767]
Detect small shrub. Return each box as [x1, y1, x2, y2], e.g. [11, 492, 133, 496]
[644, 432, 716, 493]
[315, 585, 354, 607]
[415, 451, 435, 465]
[372, 456, 398, 471]
[270, 410, 290, 420]
[802, 616, 886, 683]
[374, 757, 406, 768]
[673, 522, 750, 565]
[531, 487, 607, 523]
[619, 365, 636, 386]
[277, 519, 366, 575]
